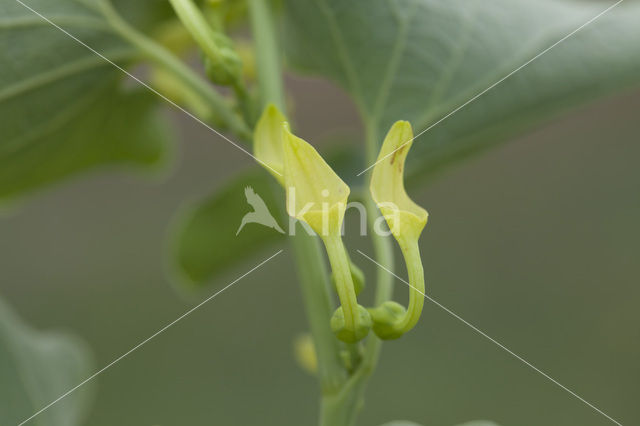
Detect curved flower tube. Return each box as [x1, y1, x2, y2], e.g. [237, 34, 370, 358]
[282, 126, 371, 343]
[369, 121, 428, 339]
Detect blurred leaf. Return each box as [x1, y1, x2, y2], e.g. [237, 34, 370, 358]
[171, 168, 286, 289]
[379, 421, 500, 426]
[111, 0, 174, 31]
[0, 88, 172, 200]
[283, 0, 640, 180]
[454, 422, 500, 426]
[0, 0, 172, 201]
[0, 296, 93, 425]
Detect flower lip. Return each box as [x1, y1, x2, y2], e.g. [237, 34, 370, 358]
[282, 125, 350, 236]
[370, 120, 428, 235]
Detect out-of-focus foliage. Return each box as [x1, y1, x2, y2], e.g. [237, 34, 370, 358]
[111, 0, 174, 31]
[0, 0, 172, 201]
[0, 296, 93, 425]
[454, 422, 501, 426]
[379, 420, 500, 425]
[171, 168, 285, 288]
[283, 0, 640, 179]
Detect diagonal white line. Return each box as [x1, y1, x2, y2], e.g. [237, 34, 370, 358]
[14, 0, 282, 177]
[357, 249, 624, 426]
[17, 250, 284, 426]
[357, 0, 624, 176]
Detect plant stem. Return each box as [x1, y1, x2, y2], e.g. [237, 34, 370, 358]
[360, 121, 395, 374]
[291, 229, 347, 394]
[396, 238, 424, 332]
[319, 120, 395, 426]
[167, 0, 253, 125]
[248, 0, 286, 110]
[247, 0, 346, 397]
[322, 234, 360, 333]
[249, 2, 395, 423]
[167, 0, 222, 66]
[98, 0, 251, 140]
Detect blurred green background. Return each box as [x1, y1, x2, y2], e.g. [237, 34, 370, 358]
[1, 76, 638, 426]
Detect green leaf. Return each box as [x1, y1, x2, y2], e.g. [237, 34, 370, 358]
[379, 422, 423, 426]
[170, 168, 286, 289]
[0, 296, 93, 425]
[111, 0, 174, 31]
[283, 0, 640, 179]
[0, 0, 172, 201]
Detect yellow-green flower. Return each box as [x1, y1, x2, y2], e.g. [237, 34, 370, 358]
[253, 104, 287, 184]
[369, 120, 428, 339]
[282, 127, 371, 343]
[282, 126, 350, 237]
[370, 121, 428, 241]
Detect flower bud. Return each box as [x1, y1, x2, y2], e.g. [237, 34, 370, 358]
[330, 305, 372, 344]
[369, 301, 406, 340]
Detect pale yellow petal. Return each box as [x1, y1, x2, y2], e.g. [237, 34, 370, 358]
[253, 104, 287, 184]
[370, 121, 428, 239]
[282, 127, 349, 236]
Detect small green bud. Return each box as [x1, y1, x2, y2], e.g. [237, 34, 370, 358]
[369, 301, 407, 340]
[330, 305, 372, 343]
[169, 0, 243, 86]
[203, 33, 243, 86]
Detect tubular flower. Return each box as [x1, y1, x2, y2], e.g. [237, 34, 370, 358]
[282, 127, 371, 343]
[369, 121, 428, 339]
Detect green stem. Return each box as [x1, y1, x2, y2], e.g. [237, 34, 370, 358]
[318, 121, 395, 426]
[168, 0, 252, 124]
[167, 0, 222, 65]
[351, 120, 396, 397]
[248, 0, 286, 110]
[322, 234, 360, 336]
[291, 229, 347, 394]
[247, 0, 346, 397]
[396, 238, 424, 332]
[98, 0, 251, 139]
